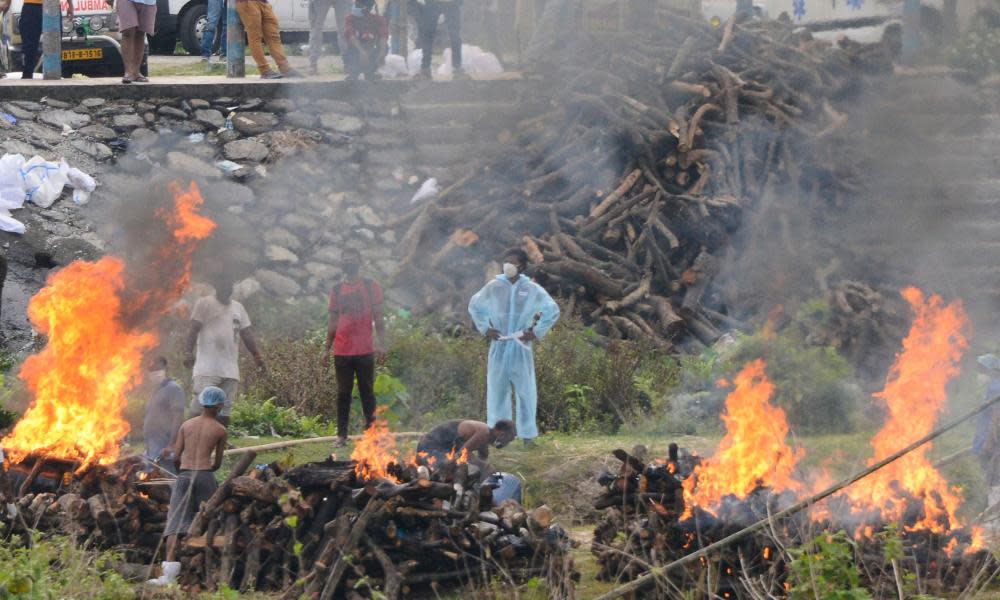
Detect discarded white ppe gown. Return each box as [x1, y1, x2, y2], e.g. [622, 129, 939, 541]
[0, 153, 97, 233]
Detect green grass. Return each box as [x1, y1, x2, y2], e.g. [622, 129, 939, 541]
[150, 61, 261, 77]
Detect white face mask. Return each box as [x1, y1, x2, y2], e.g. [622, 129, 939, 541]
[979, 373, 992, 385]
[147, 370, 167, 386]
[502, 262, 518, 279]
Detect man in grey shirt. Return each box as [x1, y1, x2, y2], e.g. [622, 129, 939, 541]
[142, 356, 186, 470]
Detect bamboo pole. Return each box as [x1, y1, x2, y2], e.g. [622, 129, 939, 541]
[223, 432, 423, 456]
[596, 393, 1000, 600]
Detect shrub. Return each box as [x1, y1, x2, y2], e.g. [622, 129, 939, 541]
[720, 300, 860, 434]
[230, 396, 331, 437]
[947, 21, 1000, 76]
[0, 534, 134, 599]
[788, 530, 871, 600]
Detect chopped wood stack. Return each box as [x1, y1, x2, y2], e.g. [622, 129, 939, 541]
[173, 457, 576, 598]
[0, 456, 172, 564]
[393, 11, 892, 351]
[590, 445, 991, 598]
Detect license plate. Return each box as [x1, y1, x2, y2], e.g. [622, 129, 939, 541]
[61, 48, 102, 60]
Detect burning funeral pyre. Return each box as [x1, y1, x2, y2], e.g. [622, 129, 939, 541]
[0, 180, 574, 597]
[592, 288, 992, 598]
[165, 423, 576, 597]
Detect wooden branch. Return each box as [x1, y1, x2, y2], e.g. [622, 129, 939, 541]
[187, 452, 257, 538]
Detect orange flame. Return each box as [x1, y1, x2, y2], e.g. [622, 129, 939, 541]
[352, 415, 400, 483]
[841, 288, 968, 533]
[2, 182, 214, 471]
[683, 360, 803, 515]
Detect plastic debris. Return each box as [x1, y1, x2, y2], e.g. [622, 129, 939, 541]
[0, 153, 97, 233]
[0, 113, 15, 125]
[436, 45, 503, 77]
[188, 132, 205, 144]
[410, 177, 440, 204]
[378, 54, 409, 78]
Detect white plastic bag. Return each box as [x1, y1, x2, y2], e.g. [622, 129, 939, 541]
[407, 48, 424, 76]
[0, 154, 27, 210]
[378, 54, 409, 78]
[20, 155, 69, 208]
[0, 210, 26, 235]
[436, 45, 502, 77]
[410, 177, 439, 204]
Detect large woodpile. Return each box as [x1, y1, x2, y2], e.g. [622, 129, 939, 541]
[394, 11, 896, 351]
[590, 445, 991, 598]
[176, 456, 575, 598]
[0, 453, 576, 599]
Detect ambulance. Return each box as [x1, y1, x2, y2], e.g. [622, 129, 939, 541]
[2, 0, 148, 77]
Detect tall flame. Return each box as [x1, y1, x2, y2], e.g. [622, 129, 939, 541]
[2, 182, 214, 470]
[352, 415, 401, 483]
[684, 359, 803, 514]
[841, 287, 968, 533]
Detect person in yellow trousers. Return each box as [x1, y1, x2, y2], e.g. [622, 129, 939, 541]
[235, 0, 301, 79]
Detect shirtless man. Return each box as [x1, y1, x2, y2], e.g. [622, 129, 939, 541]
[417, 419, 521, 504]
[149, 386, 228, 586]
[416, 419, 515, 473]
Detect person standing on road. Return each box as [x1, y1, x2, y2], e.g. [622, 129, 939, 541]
[236, 0, 301, 79]
[110, 0, 154, 83]
[307, 0, 350, 76]
[184, 277, 266, 426]
[414, 0, 466, 80]
[342, 0, 388, 80]
[200, 0, 227, 65]
[12, 0, 72, 80]
[322, 248, 386, 448]
[468, 248, 560, 447]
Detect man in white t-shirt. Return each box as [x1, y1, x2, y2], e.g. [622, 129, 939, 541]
[183, 277, 266, 425]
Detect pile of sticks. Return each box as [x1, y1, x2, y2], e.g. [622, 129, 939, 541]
[394, 11, 891, 350]
[0, 455, 171, 565]
[174, 455, 576, 598]
[590, 445, 991, 598]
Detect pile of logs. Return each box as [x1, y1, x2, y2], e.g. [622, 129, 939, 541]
[175, 454, 576, 598]
[0, 455, 171, 565]
[590, 445, 992, 598]
[393, 10, 893, 351]
[0, 452, 576, 598]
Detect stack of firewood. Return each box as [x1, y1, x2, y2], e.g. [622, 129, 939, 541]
[174, 455, 576, 598]
[392, 11, 893, 351]
[590, 446, 990, 598]
[0, 456, 172, 564]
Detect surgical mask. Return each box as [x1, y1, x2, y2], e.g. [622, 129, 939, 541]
[147, 370, 167, 386]
[502, 262, 518, 279]
[979, 373, 992, 385]
[344, 263, 360, 277]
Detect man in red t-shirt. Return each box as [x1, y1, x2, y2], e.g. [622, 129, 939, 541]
[342, 0, 388, 80]
[323, 248, 386, 447]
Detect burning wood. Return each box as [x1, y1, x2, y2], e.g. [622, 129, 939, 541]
[591, 290, 992, 597]
[167, 423, 575, 598]
[393, 13, 891, 350]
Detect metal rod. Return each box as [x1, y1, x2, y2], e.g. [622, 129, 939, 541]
[596, 392, 1000, 600]
[222, 432, 423, 456]
[41, 0, 61, 80]
[226, 0, 244, 78]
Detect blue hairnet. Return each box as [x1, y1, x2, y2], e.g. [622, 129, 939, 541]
[199, 386, 226, 407]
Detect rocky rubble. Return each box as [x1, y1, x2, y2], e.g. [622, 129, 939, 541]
[1, 90, 499, 329]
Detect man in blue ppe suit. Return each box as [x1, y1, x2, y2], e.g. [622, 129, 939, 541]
[972, 353, 1000, 529]
[469, 248, 560, 446]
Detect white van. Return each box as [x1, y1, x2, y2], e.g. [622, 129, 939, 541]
[158, 0, 337, 54]
[3, 0, 148, 76]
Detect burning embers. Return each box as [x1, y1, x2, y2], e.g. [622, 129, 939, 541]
[683, 359, 803, 516]
[2, 182, 215, 471]
[679, 287, 979, 545]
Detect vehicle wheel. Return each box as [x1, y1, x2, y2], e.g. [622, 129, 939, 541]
[178, 2, 207, 56]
